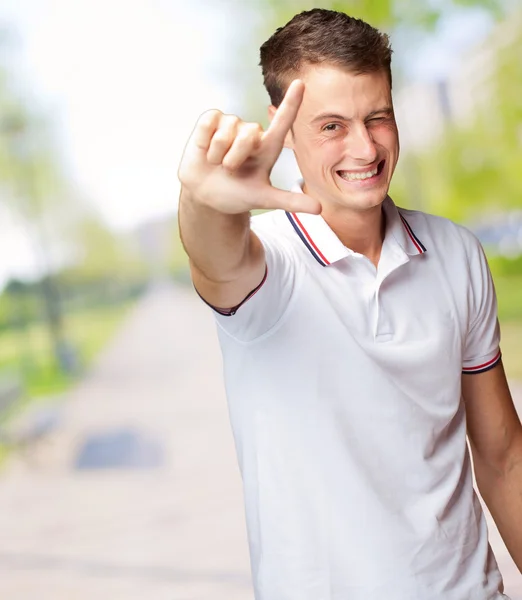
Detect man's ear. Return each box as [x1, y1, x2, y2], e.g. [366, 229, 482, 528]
[268, 105, 294, 149]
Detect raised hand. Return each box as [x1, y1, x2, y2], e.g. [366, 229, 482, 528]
[178, 80, 321, 215]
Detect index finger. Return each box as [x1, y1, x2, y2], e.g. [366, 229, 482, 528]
[262, 79, 304, 148]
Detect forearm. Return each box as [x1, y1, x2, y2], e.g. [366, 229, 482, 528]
[477, 440, 522, 571]
[178, 188, 251, 282]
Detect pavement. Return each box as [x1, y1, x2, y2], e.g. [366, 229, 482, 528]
[0, 282, 520, 599]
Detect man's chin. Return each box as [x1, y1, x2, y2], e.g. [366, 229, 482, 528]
[303, 178, 389, 213]
[333, 182, 389, 212]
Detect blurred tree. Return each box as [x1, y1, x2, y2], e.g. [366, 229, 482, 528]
[392, 10, 522, 222]
[0, 33, 71, 373]
[55, 215, 148, 308]
[259, 0, 507, 32]
[72, 216, 148, 279]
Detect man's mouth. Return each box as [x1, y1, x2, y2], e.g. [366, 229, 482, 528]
[337, 159, 385, 182]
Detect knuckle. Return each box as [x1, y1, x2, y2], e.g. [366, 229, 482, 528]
[222, 153, 244, 171]
[243, 122, 263, 137]
[206, 153, 223, 165]
[234, 132, 255, 146]
[199, 108, 221, 120]
[212, 130, 233, 146]
[221, 114, 240, 127]
[197, 109, 221, 128]
[237, 123, 263, 144]
[210, 116, 239, 145]
[221, 158, 238, 171]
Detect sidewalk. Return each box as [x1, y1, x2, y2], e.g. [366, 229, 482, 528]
[0, 283, 519, 599]
[0, 284, 253, 600]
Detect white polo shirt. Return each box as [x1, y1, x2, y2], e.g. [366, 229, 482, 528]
[202, 183, 508, 600]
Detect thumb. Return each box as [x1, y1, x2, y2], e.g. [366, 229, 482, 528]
[265, 188, 322, 215]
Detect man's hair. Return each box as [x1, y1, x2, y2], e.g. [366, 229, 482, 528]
[259, 9, 393, 107]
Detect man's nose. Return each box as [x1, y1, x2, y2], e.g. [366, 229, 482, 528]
[346, 123, 378, 163]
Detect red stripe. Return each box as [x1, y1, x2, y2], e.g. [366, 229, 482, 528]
[400, 216, 423, 254]
[245, 265, 268, 303]
[200, 265, 268, 316]
[464, 350, 501, 372]
[291, 213, 330, 265]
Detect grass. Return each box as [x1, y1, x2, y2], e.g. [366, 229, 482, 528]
[0, 300, 136, 466]
[0, 301, 135, 399]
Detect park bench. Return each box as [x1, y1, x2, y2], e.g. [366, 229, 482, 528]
[0, 372, 62, 454]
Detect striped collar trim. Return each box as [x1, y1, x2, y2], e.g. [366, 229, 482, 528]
[285, 211, 344, 266]
[285, 181, 427, 267]
[398, 213, 427, 254]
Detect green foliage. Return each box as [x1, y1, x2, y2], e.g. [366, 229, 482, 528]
[391, 12, 522, 223]
[69, 216, 150, 280]
[170, 215, 189, 272]
[489, 254, 522, 277]
[258, 0, 506, 34]
[0, 301, 134, 398]
[489, 254, 522, 325]
[0, 283, 41, 331]
[498, 320, 522, 380]
[493, 275, 522, 322]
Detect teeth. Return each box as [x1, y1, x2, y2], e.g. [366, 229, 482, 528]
[339, 166, 378, 181]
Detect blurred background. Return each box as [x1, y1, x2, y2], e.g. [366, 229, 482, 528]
[0, 1, 520, 599]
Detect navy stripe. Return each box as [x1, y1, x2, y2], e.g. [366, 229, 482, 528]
[285, 212, 328, 266]
[400, 214, 427, 253]
[462, 355, 502, 375]
[193, 265, 268, 317]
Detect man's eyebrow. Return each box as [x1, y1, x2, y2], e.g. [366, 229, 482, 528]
[366, 107, 394, 119]
[311, 107, 393, 124]
[311, 113, 349, 124]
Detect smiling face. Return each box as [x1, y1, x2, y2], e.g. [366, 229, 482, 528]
[275, 64, 399, 215]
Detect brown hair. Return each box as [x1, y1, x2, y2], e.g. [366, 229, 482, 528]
[259, 9, 393, 107]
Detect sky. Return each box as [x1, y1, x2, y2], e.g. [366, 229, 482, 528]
[0, 0, 248, 284]
[0, 0, 495, 286]
[0, 0, 241, 230]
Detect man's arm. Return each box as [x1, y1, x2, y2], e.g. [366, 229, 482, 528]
[177, 80, 320, 311]
[178, 191, 265, 310]
[463, 360, 522, 571]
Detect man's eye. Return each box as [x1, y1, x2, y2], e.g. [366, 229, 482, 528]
[323, 123, 339, 132]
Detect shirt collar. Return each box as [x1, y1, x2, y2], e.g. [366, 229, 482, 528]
[285, 180, 427, 266]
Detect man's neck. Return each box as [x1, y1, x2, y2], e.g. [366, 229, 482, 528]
[321, 203, 386, 268]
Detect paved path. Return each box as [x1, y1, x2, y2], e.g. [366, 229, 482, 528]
[0, 283, 520, 599]
[0, 284, 253, 600]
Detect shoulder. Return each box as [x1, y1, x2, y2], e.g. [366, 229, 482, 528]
[251, 208, 289, 229]
[397, 205, 483, 258]
[251, 209, 297, 246]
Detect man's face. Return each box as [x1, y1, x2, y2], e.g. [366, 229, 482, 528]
[276, 65, 399, 214]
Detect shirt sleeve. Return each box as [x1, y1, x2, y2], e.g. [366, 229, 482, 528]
[202, 219, 300, 343]
[460, 227, 501, 375]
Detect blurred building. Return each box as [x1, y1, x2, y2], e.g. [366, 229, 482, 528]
[394, 10, 521, 152]
[394, 10, 522, 256]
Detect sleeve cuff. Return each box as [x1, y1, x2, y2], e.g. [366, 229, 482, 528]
[194, 264, 268, 317]
[462, 348, 502, 375]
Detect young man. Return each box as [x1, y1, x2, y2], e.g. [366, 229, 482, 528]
[178, 9, 522, 600]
